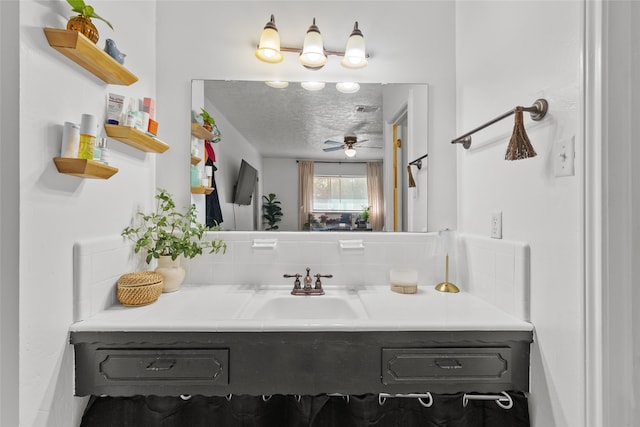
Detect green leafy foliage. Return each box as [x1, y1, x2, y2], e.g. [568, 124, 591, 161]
[66, 0, 113, 30]
[262, 193, 283, 231]
[122, 189, 226, 264]
[360, 206, 370, 221]
[199, 108, 216, 125]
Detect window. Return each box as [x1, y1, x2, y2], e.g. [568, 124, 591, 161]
[313, 175, 368, 212]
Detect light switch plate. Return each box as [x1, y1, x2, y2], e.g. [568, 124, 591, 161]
[491, 211, 502, 239]
[554, 136, 575, 177]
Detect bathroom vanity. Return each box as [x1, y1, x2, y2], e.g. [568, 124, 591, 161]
[69, 284, 533, 398]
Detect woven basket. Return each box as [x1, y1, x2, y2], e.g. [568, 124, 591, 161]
[117, 271, 164, 306]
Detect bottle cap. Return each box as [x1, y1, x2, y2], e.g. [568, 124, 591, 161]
[80, 114, 97, 136]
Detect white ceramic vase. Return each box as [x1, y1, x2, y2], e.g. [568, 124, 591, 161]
[155, 255, 186, 293]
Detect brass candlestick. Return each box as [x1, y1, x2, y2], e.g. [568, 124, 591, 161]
[435, 253, 459, 293]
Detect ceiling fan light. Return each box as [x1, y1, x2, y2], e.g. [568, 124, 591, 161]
[341, 22, 368, 69]
[255, 15, 284, 64]
[265, 81, 289, 89]
[300, 18, 327, 69]
[344, 147, 357, 157]
[336, 82, 360, 94]
[301, 81, 325, 91]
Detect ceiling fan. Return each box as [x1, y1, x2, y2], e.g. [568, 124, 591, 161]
[323, 135, 380, 157]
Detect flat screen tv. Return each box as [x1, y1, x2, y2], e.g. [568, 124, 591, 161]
[233, 159, 258, 205]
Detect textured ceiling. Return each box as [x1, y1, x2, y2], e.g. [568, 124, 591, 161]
[203, 80, 384, 161]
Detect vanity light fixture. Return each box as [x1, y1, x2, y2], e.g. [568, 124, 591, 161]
[336, 82, 360, 94]
[341, 22, 368, 69]
[299, 18, 327, 70]
[301, 81, 325, 91]
[254, 15, 369, 70]
[255, 15, 284, 64]
[265, 81, 289, 89]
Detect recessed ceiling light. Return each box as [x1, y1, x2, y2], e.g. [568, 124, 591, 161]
[336, 82, 360, 94]
[301, 81, 325, 91]
[265, 81, 289, 89]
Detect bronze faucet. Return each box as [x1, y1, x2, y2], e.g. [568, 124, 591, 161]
[284, 267, 332, 295]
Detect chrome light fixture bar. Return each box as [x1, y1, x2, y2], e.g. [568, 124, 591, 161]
[255, 15, 369, 70]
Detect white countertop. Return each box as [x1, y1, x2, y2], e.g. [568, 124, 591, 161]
[70, 284, 533, 333]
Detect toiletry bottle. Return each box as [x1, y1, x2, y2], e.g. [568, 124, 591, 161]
[60, 121, 80, 158]
[93, 138, 102, 163]
[78, 114, 97, 160]
[191, 165, 200, 187]
[100, 139, 111, 165]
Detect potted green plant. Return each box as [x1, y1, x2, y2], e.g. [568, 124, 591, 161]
[360, 206, 370, 222]
[198, 108, 216, 132]
[262, 193, 283, 231]
[360, 206, 371, 228]
[303, 213, 319, 231]
[65, 0, 113, 44]
[121, 189, 226, 292]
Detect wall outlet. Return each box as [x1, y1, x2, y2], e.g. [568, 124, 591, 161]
[491, 211, 502, 239]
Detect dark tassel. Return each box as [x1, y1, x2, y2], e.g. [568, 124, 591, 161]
[505, 109, 537, 160]
[407, 165, 416, 187]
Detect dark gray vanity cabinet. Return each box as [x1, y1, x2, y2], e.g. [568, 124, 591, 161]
[70, 330, 532, 397]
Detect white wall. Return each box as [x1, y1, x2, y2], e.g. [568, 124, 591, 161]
[262, 158, 298, 231]
[17, 1, 157, 425]
[456, 2, 583, 426]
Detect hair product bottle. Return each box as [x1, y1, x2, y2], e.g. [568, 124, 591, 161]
[78, 114, 97, 160]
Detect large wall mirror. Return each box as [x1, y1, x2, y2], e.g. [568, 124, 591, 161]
[191, 80, 429, 232]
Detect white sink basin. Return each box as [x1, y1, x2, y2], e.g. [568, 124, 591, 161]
[238, 291, 368, 320]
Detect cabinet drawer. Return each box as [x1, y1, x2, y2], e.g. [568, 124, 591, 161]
[382, 348, 510, 385]
[97, 349, 228, 384]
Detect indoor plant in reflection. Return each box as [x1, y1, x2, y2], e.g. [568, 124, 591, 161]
[360, 206, 371, 228]
[65, 0, 113, 44]
[121, 189, 226, 292]
[198, 108, 222, 142]
[262, 193, 283, 231]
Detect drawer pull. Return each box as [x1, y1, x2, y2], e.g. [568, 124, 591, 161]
[434, 358, 462, 370]
[146, 359, 176, 371]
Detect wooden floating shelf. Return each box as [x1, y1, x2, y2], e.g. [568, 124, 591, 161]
[53, 157, 118, 179]
[191, 123, 215, 141]
[191, 186, 214, 195]
[191, 155, 202, 165]
[44, 28, 138, 86]
[104, 124, 169, 153]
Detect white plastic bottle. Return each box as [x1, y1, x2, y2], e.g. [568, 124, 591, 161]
[60, 121, 80, 158]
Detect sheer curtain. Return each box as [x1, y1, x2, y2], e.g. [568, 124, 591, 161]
[366, 161, 384, 231]
[298, 161, 314, 231]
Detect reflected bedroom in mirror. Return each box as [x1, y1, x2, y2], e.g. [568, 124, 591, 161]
[190, 80, 428, 232]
